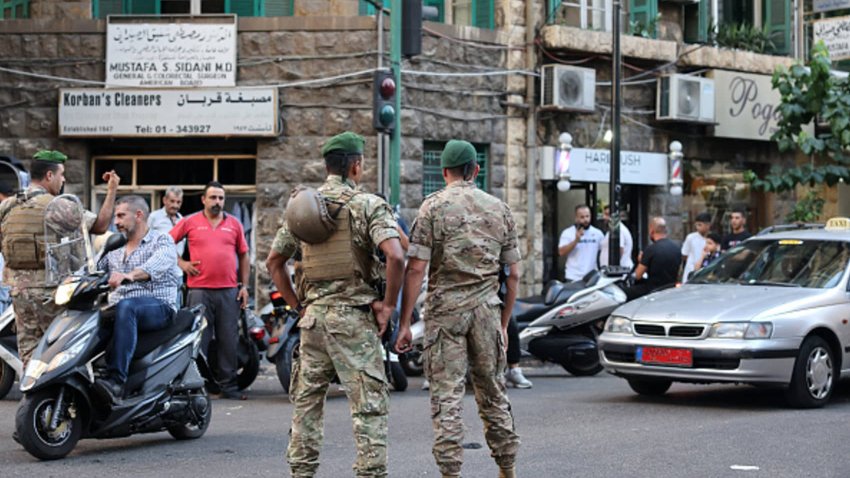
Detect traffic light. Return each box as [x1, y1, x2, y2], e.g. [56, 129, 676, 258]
[372, 69, 396, 133]
[402, 0, 441, 58]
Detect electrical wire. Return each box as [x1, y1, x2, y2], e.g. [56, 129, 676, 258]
[402, 68, 538, 77]
[423, 26, 522, 51]
[406, 105, 516, 122]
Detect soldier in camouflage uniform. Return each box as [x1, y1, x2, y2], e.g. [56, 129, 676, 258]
[265, 132, 405, 478]
[395, 140, 522, 478]
[0, 150, 120, 369]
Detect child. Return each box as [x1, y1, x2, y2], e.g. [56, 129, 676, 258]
[695, 232, 722, 272]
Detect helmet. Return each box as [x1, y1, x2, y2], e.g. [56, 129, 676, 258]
[284, 186, 337, 244]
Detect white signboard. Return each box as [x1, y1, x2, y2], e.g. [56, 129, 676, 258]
[709, 70, 814, 141]
[106, 18, 237, 87]
[814, 0, 850, 13]
[567, 148, 668, 186]
[814, 16, 850, 62]
[59, 88, 279, 137]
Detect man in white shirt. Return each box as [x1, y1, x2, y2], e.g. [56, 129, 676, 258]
[558, 204, 603, 282]
[147, 186, 185, 301]
[681, 212, 711, 283]
[600, 222, 634, 270]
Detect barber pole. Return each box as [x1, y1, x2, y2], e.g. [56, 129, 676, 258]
[668, 140, 683, 196]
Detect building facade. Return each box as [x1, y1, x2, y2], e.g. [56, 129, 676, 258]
[0, 0, 844, 297]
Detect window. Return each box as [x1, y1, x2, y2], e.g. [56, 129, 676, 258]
[1, 0, 28, 19]
[548, 0, 612, 32]
[763, 0, 789, 55]
[683, 0, 710, 44]
[422, 142, 489, 196]
[93, 0, 293, 18]
[628, 0, 658, 38]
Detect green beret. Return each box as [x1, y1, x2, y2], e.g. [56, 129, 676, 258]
[321, 132, 365, 157]
[33, 150, 67, 163]
[440, 140, 476, 169]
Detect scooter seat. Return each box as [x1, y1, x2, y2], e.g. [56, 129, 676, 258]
[133, 309, 195, 359]
[513, 300, 553, 323]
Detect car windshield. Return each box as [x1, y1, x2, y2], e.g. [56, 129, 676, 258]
[689, 239, 850, 288]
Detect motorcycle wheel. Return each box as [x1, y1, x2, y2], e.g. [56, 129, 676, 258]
[399, 350, 424, 377]
[277, 334, 300, 394]
[236, 339, 260, 391]
[388, 361, 408, 392]
[561, 358, 604, 377]
[168, 388, 212, 440]
[0, 360, 15, 400]
[15, 388, 83, 460]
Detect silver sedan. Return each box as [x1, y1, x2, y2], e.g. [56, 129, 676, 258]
[598, 227, 850, 408]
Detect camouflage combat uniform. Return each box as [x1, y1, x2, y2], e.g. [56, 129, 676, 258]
[272, 174, 399, 478]
[408, 180, 522, 477]
[0, 186, 94, 368]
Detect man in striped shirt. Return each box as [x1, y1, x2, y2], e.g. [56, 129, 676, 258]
[93, 195, 180, 404]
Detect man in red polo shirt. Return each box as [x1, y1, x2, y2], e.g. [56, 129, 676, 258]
[170, 181, 250, 400]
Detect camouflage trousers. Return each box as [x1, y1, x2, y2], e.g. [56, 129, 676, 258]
[424, 303, 520, 476]
[13, 286, 62, 369]
[286, 305, 389, 478]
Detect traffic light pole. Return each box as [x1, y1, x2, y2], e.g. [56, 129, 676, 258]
[389, 0, 402, 206]
[608, 0, 622, 269]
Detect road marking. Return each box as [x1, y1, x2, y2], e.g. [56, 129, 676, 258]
[730, 465, 760, 471]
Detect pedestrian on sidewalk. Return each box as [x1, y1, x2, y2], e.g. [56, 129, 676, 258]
[396, 139, 521, 478]
[148, 186, 185, 306]
[170, 181, 250, 400]
[681, 212, 711, 283]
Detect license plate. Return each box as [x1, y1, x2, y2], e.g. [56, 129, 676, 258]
[636, 346, 693, 367]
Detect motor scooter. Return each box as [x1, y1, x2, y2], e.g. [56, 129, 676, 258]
[0, 303, 20, 399]
[516, 269, 630, 376]
[15, 196, 211, 460]
[200, 305, 263, 393]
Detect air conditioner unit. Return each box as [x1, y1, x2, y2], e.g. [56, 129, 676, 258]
[540, 64, 596, 112]
[656, 74, 715, 124]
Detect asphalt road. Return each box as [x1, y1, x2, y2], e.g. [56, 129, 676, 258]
[2, 363, 850, 477]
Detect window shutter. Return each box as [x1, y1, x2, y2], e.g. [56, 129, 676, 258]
[764, 0, 790, 55]
[359, 0, 389, 16]
[683, 0, 710, 43]
[698, 0, 709, 43]
[547, 0, 559, 23]
[473, 0, 493, 29]
[265, 0, 293, 16]
[228, 0, 255, 16]
[628, 0, 657, 37]
[94, 0, 125, 18]
[424, 0, 444, 22]
[129, 0, 157, 14]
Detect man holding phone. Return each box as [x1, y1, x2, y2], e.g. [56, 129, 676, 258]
[558, 204, 603, 282]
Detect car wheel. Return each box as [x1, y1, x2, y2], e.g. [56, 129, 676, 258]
[627, 378, 672, 396]
[785, 335, 835, 409]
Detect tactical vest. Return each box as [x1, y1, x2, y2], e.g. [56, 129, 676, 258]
[301, 190, 375, 284]
[1, 192, 53, 270]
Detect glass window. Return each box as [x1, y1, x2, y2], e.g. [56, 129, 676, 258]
[1, 0, 28, 19]
[136, 159, 214, 186]
[628, 0, 658, 38]
[218, 158, 256, 185]
[691, 240, 850, 289]
[763, 0, 790, 55]
[682, 159, 761, 238]
[94, 159, 133, 185]
[683, 0, 710, 43]
[422, 141, 489, 196]
[453, 0, 472, 26]
[93, 0, 293, 17]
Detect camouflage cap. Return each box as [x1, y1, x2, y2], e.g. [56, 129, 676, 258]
[440, 140, 476, 169]
[321, 132, 365, 157]
[33, 150, 67, 163]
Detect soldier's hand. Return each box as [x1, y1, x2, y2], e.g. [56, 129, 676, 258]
[371, 300, 390, 337]
[180, 259, 201, 276]
[102, 170, 121, 189]
[501, 326, 508, 354]
[395, 325, 412, 354]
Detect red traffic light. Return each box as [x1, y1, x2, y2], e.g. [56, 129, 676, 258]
[380, 77, 396, 99]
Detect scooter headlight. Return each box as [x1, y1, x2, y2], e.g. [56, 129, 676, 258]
[604, 316, 633, 334]
[46, 334, 90, 373]
[55, 279, 80, 306]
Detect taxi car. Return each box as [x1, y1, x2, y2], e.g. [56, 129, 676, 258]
[598, 218, 850, 408]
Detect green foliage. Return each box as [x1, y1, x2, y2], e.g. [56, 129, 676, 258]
[785, 190, 826, 223]
[746, 41, 850, 193]
[629, 13, 660, 39]
[714, 22, 775, 54]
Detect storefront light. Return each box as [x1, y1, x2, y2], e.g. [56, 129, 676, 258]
[557, 132, 573, 192]
[668, 140, 683, 197]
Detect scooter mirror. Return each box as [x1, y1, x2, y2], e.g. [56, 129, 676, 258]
[101, 233, 128, 256]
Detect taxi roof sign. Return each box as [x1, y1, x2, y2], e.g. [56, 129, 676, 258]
[825, 217, 850, 231]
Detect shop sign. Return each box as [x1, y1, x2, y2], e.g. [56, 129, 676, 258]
[709, 70, 814, 141]
[106, 17, 237, 87]
[567, 148, 668, 186]
[814, 16, 850, 62]
[58, 88, 279, 137]
[814, 0, 850, 13]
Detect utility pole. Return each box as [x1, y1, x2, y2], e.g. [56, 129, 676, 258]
[608, 0, 622, 270]
[389, 0, 402, 206]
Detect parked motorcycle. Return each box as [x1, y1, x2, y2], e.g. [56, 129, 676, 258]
[259, 288, 408, 393]
[0, 303, 20, 400]
[201, 306, 263, 393]
[15, 196, 211, 460]
[516, 269, 630, 376]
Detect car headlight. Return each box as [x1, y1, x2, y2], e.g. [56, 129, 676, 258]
[709, 322, 773, 339]
[604, 316, 632, 334]
[54, 279, 80, 306]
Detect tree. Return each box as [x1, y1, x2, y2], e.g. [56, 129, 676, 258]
[744, 41, 850, 192]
